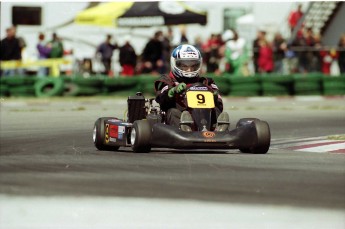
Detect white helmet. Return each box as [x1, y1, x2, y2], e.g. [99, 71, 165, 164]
[170, 44, 202, 80]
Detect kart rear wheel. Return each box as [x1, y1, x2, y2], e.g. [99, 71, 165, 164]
[237, 118, 270, 154]
[93, 117, 120, 151]
[131, 120, 152, 153]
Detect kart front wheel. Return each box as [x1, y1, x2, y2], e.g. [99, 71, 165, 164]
[93, 117, 120, 151]
[237, 118, 270, 154]
[250, 120, 271, 154]
[131, 120, 152, 153]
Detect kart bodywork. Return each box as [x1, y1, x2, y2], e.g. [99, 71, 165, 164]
[93, 85, 271, 154]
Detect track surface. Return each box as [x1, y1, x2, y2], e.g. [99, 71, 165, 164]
[1, 96, 345, 227]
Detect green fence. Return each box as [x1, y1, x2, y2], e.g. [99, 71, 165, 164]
[1, 73, 344, 98]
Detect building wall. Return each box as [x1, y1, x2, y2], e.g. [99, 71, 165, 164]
[322, 3, 345, 46]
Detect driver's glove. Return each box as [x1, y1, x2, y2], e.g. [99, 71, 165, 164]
[168, 83, 186, 98]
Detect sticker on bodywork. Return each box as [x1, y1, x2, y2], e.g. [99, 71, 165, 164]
[202, 131, 215, 138]
[105, 124, 110, 143]
[109, 125, 118, 138]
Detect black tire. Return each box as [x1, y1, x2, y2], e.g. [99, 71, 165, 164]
[93, 117, 120, 151]
[238, 120, 270, 154]
[251, 120, 271, 154]
[236, 118, 260, 128]
[236, 118, 270, 154]
[131, 120, 152, 153]
[236, 118, 259, 153]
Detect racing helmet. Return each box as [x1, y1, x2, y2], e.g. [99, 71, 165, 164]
[171, 44, 202, 80]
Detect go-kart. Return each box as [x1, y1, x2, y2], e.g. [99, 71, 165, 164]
[93, 83, 271, 154]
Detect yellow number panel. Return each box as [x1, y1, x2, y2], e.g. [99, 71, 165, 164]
[186, 91, 215, 108]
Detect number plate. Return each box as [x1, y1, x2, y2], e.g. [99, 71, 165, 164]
[186, 91, 215, 108]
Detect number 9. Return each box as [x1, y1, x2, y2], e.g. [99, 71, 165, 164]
[197, 94, 205, 104]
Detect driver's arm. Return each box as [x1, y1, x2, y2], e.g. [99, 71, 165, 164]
[208, 80, 224, 112]
[154, 81, 176, 111]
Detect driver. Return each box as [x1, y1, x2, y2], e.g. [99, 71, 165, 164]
[154, 44, 229, 132]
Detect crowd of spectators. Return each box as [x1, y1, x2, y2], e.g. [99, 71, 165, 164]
[1, 23, 345, 77]
[92, 26, 344, 77]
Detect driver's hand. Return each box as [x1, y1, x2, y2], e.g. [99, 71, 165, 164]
[168, 83, 186, 98]
[176, 83, 186, 93]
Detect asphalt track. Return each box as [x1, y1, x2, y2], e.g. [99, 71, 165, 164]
[0, 96, 344, 228]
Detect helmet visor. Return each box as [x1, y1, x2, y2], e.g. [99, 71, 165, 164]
[175, 59, 201, 72]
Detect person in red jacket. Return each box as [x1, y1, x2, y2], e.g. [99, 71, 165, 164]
[258, 39, 274, 73]
[288, 4, 304, 33]
[154, 44, 229, 132]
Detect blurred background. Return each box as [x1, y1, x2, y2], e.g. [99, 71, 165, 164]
[1, 1, 344, 97]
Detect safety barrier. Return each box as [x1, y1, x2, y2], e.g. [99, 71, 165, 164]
[0, 58, 71, 77]
[0, 73, 344, 98]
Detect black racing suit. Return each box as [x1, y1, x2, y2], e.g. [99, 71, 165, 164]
[154, 72, 223, 128]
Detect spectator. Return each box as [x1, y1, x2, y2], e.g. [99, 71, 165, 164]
[142, 31, 164, 74]
[272, 32, 287, 74]
[313, 34, 323, 72]
[0, 26, 24, 76]
[293, 28, 316, 73]
[320, 48, 338, 75]
[204, 34, 222, 73]
[193, 36, 207, 74]
[258, 39, 274, 73]
[224, 30, 249, 76]
[162, 27, 174, 73]
[338, 34, 345, 74]
[96, 34, 118, 76]
[49, 33, 64, 58]
[288, 4, 304, 33]
[253, 30, 266, 74]
[36, 33, 51, 77]
[180, 27, 189, 44]
[119, 37, 137, 77]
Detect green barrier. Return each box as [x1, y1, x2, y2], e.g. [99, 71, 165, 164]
[0, 84, 9, 96]
[211, 76, 230, 95]
[294, 82, 322, 91]
[229, 90, 260, 97]
[71, 76, 104, 87]
[323, 89, 345, 95]
[137, 75, 158, 95]
[9, 85, 35, 97]
[104, 76, 139, 87]
[3, 73, 344, 97]
[63, 82, 102, 96]
[3, 76, 37, 86]
[260, 74, 293, 83]
[322, 76, 345, 95]
[228, 75, 259, 84]
[230, 83, 261, 92]
[262, 82, 291, 96]
[293, 73, 323, 82]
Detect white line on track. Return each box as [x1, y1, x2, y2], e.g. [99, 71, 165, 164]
[296, 142, 345, 153]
